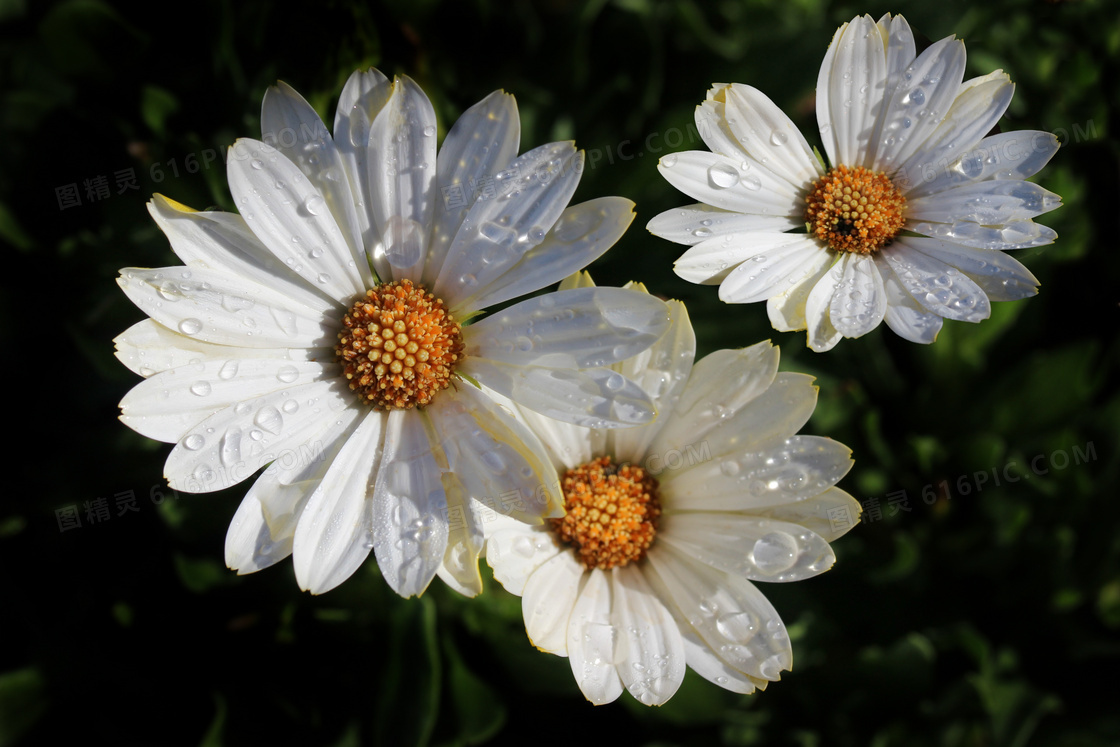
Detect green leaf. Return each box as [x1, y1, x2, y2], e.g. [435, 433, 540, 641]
[373, 596, 440, 747]
[0, 668, 48, 747]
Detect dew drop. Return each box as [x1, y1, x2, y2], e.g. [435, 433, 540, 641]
[769, 130, 789, 146]
[189, 381, 212, 397]
[707, 162, 740, 189]
[752, 532, 800, 575]
[276, 365, 300, 383]
[178, 318, 203, 335]
[661, 153, 677, 168]
[183, 434, 205, 451]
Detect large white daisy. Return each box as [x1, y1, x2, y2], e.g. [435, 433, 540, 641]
[483, 275, 860, 705]
[649, 13, 1061, 351]
[114, 69, 671, 598]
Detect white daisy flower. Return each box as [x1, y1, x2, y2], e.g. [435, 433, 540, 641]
[648, 13, 1061, 351]
[114, 69, 672, 598]
[483, 275, 859, 705]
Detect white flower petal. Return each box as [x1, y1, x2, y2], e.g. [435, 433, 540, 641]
[765, 252, 835, 332]
[225, 463, 328, 575]
[610, 299, 696, 465]
[754, 486, 862, 543]
[674, 232, 815, 287]
[648, 342, 779, 459]
[462, 197, 635, 311]
[645, 546, 792, 682]
[163, 379, 351, 493]
[882, 240, 991, 322]
[147, 195, 337, 313]
[874, 254, 944, 344]
[367, 76, 438, 283]
[659, 513, 836, 582]
[719, 238, 833, 304]
[895, 74, 1014, 196]
[427, 91, 520, 280]
[116, 266, 332, 349]
[721, 83, 823, 187]
[486, 524, 562, 596]
[908, 219, 1057, 252]
[434, 475, 486, 597]
[113, 319, 311, 378]
[427, 382, 563, 523]
[696, 373, 819, 461]
[871, 36, 967, 173]
[369, 409, 449, 598]
[119, 359, 333, 443]
[660, 435, 853, 512]
[907, 179, 1061, 224]
[521, 549, 584, 655]
[226, 138, 367, 299]
[904, 236, 1039, 302]
[610, 567, 687, 705]
[864, 14, 918, 167]
[435, 142, 584, 309]
[464, 286, 670, 369]
[803, 258, 846, 352]
[567, 568, 624, 705]
[292, 410, 385, 594]
[461, 359, 658, 428]
[333, 67, 394, 279]
[828, 252, 887, 338]
[904, 130, 1060, 200]
[657, 151, 801, 217]
[678, 628, 763, 694]
[261, 82, 370, 286]
[817, 15, 886, 169]
[647, 202, 797, 246]
[694, 93, 750, 160]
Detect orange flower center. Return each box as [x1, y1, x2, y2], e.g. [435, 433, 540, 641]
[551, 456, 662, 570]
[804, 165, 906, 254]
[335, 279, 463, 410]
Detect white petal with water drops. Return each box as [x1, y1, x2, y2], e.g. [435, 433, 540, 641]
[647, 202, 797, 246]
[521, 550, 584, 655]
[656, 150, 802, 217]
[567, 568, 624, 705]
[828, 253, 887, 339]
[610, 567, 686, 706]
[882, 240, 991, 322]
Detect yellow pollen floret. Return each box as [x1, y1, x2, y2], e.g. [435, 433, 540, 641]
[804, 165, 907, 254]
[334, 279, 463, 410]
[550, 456, 662, 570]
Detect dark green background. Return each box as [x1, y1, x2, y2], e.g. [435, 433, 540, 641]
[2, 0, 1117, 744]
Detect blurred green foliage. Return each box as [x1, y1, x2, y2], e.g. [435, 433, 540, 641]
[1, 0, 1117, 745]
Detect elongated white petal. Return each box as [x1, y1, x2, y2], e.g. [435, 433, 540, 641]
[226, 470, 317, 575]
[754, 486, 862, 543]
[904, 236, 1038, 301]
[427, 382, 563, 523]
[427, 91, 520, 280]
[694, 92, 750, 160]
[896, 75, 1014, 196]
[610, 567, 686, 705]
[864, 14, 918, 167]
[261, 82, 369, 286]
[875, 254, 943, 343]
[567, 569, 624, 705]
[434, 474, 486, 597]
[647, 342, 779, 459]
[659, 514, 836, 582]
[227, 138, 367, 298]
[333, 67, 393, 279]
[660, 435, 853, 511]
[882, 240, 991, 322]
[521, 550, 584, 655]
[147, 196, 337, 313]
[674, 232, 815, 287]
[828, 252, 887, 338]
[491, 384, 605, 473]
[464, 286, 670, 369]
[657, 151, 801, 217]
[719, 238, 833, 304]
[871, 36, 967, 173]
[909, 219, 1057, 252]
[462, 197, 635, 311]
[647, 202, 797, 246]
[678, 628, 762, 694]
[120, 359, 332, 443]
[116, 266, 333, 349]
[721, 84, 822, 187]
[645, 547, 792, 682]
[610, 299, 696, 465]
[113, 319, 312, 378]
[765, 252, 835, 332]
[905, 130, 1060, 199]
[461, 359, 657, 428]
[907, 180, 1061, 224]
[435, 142, 584, 308]
[817, 15, 886, 169]
[367, 76, 438, 283]
[370, 410, 448, 598]
[163, 379, 351, 493]
[293, 409, 385, 594]
[803, 258, 845, 352]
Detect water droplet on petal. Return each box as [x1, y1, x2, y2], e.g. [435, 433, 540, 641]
[178, 318, 203, 335]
